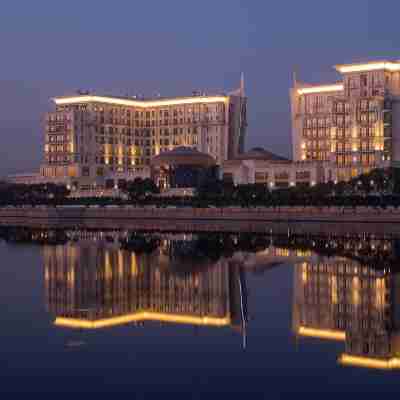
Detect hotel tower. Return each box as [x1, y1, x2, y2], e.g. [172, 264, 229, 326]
[41, 79, 247, 188]
[291, 61, 400, 181]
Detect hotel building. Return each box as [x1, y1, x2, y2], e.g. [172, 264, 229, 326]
[40, 81, 247, 189]
[291, 60, 400, 181]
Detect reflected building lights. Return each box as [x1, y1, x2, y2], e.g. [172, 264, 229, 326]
[43, 233, 248, 336]
[13, 227, 400, 370]
[292, 254, 400, 370]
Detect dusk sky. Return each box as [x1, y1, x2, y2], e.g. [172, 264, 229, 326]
[1, 0, 399, 176]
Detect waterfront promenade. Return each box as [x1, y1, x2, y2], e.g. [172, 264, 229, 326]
[0, 205, 399, 236]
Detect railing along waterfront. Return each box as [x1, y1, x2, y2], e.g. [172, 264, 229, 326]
[1, 205, 400, 236]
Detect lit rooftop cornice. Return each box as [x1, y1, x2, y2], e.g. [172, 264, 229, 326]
[297, 326, 345, 341]
[53, 94, 229, 107]
[335, 61, 400, 73]
[54, 312, 231, 329]
[296, 84, 344, 95]
[338, 354, 400, 370]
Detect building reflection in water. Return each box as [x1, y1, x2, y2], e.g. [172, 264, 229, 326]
[43, 232, 247, 341]
[293, 253, 400, 370]
[32, 228, 400, 369]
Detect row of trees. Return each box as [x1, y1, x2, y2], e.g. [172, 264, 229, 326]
[0, 182, 70, 205]
[194, 167, 400, 208]
[2, 168, 400, 208]
[0, 178, 160, 206]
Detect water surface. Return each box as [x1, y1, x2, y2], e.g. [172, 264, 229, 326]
[0, 229, 399, 396]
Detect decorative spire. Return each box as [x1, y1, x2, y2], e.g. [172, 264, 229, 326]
[292, 66, 298, 89]
[240, 72, 245, 97]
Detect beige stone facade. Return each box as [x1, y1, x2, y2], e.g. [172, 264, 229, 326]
[40, 84, 247, 189]
[222, 148, 334, 188]
[290, 60, 400, 181]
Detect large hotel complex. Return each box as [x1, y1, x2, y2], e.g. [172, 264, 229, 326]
[39, 80, 247, 189]
[8, 59, 400, 190]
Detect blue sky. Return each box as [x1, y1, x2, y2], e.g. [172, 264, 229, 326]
[1, 0, 399, 175]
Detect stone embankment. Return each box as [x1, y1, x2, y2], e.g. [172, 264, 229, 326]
[0, 205, 399, 236]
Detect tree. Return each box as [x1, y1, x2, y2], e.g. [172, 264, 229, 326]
[124, 178, 159, 202]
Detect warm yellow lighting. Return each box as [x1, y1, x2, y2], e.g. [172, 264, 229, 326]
[54, 95, 229, 108]
[131, 253, 138, 277]
[301, 142, 306, 149]
[105, 250, 112, 280]
[54, 312, 231, 329]
[331, 275, 338, 304]
[118, 250, 123, 278]
[352, 277, 360, 306]
[338, 354, 400, 370]
[297, 84, 344, 95]
[298, 326, 345, 341]
[68, 268, 75, 288]
[375, 277, 386, 309]
[301, 263, 307, 283]
[336, 61, 400, 74]
[301, 154, 306, 160]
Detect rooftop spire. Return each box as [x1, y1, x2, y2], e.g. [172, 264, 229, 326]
[240, 72, 245, 97]
[292, 66, 298, 89]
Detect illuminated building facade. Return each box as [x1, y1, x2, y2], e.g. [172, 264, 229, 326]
[222, 147, 334, 187]
[40, 81, 247, 189]
[293, 252, 400, 370]
[291, 60, 400, 181]
[43, 233, 246, 331]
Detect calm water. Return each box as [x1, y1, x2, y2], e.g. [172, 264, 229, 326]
[1, 228, 400, 396]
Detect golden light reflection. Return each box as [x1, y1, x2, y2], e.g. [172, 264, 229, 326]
[352, 276, 360, 306]
[301, 263, 307, 284]
[375, 277, 386, 310]
[55, 313, 231, 329]
[338, 354, 400, 370]
[118, 249, 123, 278]
[105, 250, 112, 280]
[131, 253, 138, 277]
[297, 326, 345, 341]
[331, 275, 338, 305]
